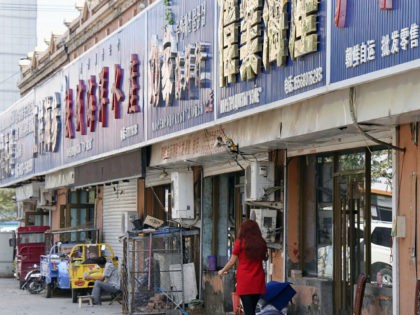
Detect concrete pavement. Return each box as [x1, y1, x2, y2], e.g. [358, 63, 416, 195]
[0, 277, 124, 315]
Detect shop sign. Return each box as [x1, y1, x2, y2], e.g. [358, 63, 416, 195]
[146, 0, 215, 139]
[0, 94, 35, 181]
[330, 0, 420, 84]
[62, 15, 147, 163]
[217, 0, 326, 118]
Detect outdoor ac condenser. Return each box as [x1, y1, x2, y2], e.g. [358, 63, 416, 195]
[245, 161, 275, 201]
[171, 171, 194, 219]
[250, 208, 278, 242]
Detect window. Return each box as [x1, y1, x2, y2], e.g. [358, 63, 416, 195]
[60, 189, 95, 242]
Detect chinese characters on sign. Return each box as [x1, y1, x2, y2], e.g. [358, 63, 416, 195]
[0, 100, 37, 179]
[35, 93, 61, 155]
[219, 0, 319, 87]
[263, 0, 289, 70]
[147, 1, 212, 133]
[0, 129, 17, 179]
[288, 0, 318, 59]
[64, 33, 145, 141]
[128, 54, 141, 114]
[149, 29, 211, 109]
[284, 67, 323, 94]
[176, 1, 207, 40]
[239, 0, 263, 81]
[345, 23, 419, 69]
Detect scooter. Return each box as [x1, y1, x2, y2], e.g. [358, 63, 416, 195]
[21, 264, 45, 294]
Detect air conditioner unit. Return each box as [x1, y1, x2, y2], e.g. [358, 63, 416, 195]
[171, 171, 194, 219]
[245, 161, 275, 201]
[250, 208, 277, 242]
[122, 211, 138, 232]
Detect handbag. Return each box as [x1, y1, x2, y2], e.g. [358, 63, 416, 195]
[232, 292, 244, 315]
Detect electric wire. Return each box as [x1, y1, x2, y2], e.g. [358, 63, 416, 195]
[349, 87, 405, 152]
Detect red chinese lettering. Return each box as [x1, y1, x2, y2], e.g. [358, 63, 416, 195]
[65, 88, 74, 139]
[111, 64, 124, 119]
[334, 0, 347, 28]
[98, 66, 109, 127]
[128, 54, 140, 114]
[76, 80, 86, 135]
[380, 0, 392, 10]
[87, 75, 97, 132]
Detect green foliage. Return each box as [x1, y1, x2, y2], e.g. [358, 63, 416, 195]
[371, 149, 392, 187]
[0, 188, 17, 221]
[163, 0, 174, 25]
[338, 149, 392, 188]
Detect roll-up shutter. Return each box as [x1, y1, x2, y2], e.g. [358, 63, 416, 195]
[102, 180, 137, 259]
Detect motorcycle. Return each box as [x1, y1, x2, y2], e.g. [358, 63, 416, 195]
[21, 264, 45, 294]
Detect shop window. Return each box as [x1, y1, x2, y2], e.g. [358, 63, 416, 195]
[60, 189, 95, 242]
[25, 211, 49, 226]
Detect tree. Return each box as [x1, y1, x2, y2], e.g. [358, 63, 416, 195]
[0, 188, 17, 221]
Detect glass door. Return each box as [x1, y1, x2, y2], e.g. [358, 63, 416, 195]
[333, 151, 370, 315]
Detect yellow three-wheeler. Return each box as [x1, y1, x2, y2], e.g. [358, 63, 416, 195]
[68, 243, 116, 303]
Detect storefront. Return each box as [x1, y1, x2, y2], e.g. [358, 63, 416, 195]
[1, 1, 420, 313]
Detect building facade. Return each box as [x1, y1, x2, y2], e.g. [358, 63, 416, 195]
[1, 0, 420, 314]
[0, 0, 37, 112]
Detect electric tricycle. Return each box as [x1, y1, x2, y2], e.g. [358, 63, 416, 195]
[40, 242, 74, 298]
[67, 243, 116, 303]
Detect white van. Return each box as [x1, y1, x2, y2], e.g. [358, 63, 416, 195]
[369, 221, 392, 285]
[317, 221, 392, 286]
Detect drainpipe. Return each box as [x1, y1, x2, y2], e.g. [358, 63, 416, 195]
[283, 150, 288, 280]
[199, 169, 203, 300]
[392, 127, 399, 315]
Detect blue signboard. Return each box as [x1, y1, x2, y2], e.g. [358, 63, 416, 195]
[62, 16, 147, 165]
[33, 72, 65, 174]
[146, 0, 215, 139]
[0, 92, 36, 186]
[330, 1, 420, 84]
[216, 0, 327, 119]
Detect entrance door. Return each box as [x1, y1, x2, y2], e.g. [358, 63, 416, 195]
[333, 151, 370, 315]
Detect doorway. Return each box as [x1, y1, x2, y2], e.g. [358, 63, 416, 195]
[292, 147, 392, 314]
[332, 150, 370, 315]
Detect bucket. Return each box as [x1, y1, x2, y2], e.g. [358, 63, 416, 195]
[207, 255, 217, 271]
[231, 292, 244, 315]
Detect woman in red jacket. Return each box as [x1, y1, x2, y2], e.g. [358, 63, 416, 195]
[218, 219, 267, 315]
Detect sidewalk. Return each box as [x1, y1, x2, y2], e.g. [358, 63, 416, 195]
[0, 277, 123, 315]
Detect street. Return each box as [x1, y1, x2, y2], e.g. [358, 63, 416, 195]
[0, 277, 124, 315]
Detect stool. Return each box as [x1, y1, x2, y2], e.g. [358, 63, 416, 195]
[78, 295, 93, 308]
[109, 290, 122, 305]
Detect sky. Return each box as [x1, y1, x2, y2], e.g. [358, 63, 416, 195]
[36, 0, 82, 49]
